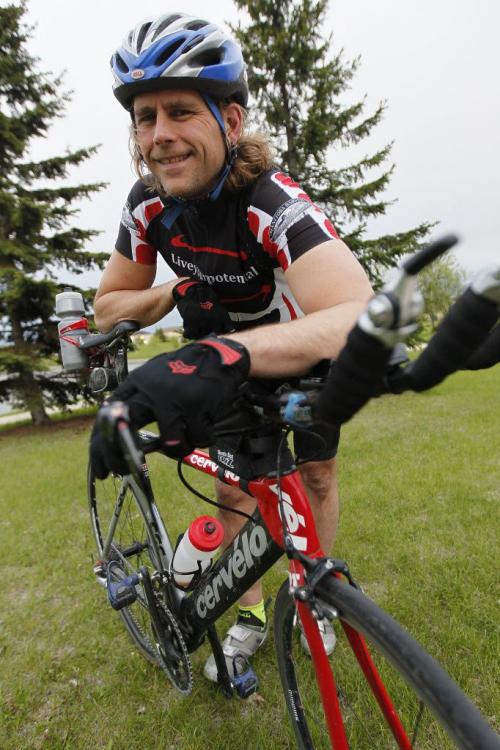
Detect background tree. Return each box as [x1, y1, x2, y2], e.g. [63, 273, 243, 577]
[231, 0, 431, 285]
[0, 1, 107, 424]
[415, 253, 466, 341]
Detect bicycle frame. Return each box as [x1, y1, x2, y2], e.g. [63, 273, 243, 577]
[93, 420, 417, 749]
[173, 448, 413, 750]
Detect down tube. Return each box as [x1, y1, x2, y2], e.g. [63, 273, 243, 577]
[184, 508, 283, 632]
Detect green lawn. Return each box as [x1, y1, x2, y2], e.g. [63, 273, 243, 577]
[0, 368, 498, 749]
[128, 335, 182, 360]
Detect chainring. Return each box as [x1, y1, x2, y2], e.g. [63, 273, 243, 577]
[153, 596, 193, 695]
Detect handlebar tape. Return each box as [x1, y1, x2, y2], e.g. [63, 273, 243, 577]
[463, 323, 500, 370]
[398, 289, 499, 392]
[317, 324, 393, 425]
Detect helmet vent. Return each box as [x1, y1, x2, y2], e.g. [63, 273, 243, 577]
[114, 53, 129, 74]
[193, 49, 223, 67]
[152, 15, 183, 41]
[182, 35, 203, 55]
[185, 20, 209, 31]
[154, 39, 185, 67]
[137, 22, 152, 52]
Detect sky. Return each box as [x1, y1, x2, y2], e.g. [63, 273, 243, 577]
[23, 0, 500, 326]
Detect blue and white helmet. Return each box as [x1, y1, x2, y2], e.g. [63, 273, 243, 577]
[111, 13, 248, 110]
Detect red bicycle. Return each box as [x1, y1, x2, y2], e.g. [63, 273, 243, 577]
[83, 237, 499, 749]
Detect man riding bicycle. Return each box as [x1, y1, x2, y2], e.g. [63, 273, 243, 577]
[91, 12, 373, 682]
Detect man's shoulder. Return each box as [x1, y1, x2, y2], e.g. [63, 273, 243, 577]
[246, 168, 310, 210]
[118, 179, 166, 246]
[125, 178, 163, 212]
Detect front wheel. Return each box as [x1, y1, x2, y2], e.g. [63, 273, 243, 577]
[274, 578, 498, 749]
[87, 463, 193, 693]
[88, 462, 165, 664]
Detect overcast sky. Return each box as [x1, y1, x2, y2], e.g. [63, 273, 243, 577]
[23, 0, 500, 325]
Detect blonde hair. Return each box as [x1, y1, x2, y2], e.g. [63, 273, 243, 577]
[129, 104, 275, 196]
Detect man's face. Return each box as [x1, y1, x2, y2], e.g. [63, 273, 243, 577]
[133, 89, 226, 199]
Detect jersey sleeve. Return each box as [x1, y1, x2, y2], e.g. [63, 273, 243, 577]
[115, 180, 165, 265]
[246, 170, 339, 271]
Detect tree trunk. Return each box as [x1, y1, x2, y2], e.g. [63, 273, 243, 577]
[9, 308, 51, 425]
[19, 370, 50, 425]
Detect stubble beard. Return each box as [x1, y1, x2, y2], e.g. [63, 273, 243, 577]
[159, 166, 220, 201]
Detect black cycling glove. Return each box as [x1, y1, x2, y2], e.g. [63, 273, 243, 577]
[90, 337, 250, 479]
[173, 279, 233, 339]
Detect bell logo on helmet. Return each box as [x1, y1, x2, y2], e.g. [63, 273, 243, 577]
[131, 69, 145, 79]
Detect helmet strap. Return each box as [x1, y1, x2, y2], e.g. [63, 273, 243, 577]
[202, 93, 227, 134]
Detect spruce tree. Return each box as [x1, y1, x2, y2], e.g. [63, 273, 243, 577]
[231, 0, 431, 285]
[0, 2, 107, 424]
[417, 254, 465, 336]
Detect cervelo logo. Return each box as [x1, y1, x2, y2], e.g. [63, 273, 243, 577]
[188, 453, 240, 482]
[269, 484, 307, 551]
[195, 525, 268, 618]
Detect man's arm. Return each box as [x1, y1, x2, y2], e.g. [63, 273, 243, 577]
[229, 239, 373, 377]
[93, 249, 185, 332]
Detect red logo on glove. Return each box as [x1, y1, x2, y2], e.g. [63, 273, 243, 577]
[168, 360, 198, 375]
[199, 301, 214, 311]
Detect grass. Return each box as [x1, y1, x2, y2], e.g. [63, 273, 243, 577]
[0, 368, 498, 749]
[128, 336, 182, 360]
[0, 405, 98, 432]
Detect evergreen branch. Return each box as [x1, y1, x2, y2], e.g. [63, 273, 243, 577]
[15, 145, 102, 181]
[16, 181, 107, 203]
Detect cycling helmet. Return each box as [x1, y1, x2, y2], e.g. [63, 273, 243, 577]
[111, 13, 248, 110]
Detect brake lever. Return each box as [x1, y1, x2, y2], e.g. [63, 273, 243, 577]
[360, 234, 459, 347]
[97, 401, 154, 501]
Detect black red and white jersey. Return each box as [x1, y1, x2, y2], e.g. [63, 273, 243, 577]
[115, 168, 339, 330]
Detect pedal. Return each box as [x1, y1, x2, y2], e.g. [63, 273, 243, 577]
[232, 662, 259, 699]
[107, 563, 140, 610]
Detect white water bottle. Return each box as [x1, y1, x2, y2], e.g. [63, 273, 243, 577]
[171, 516, 224, 588]
[55, 290, 89, 371]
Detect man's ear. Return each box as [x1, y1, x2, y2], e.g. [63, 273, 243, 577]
[223, 102, 244, 144]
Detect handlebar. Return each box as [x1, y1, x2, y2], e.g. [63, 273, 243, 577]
[463, 324, 500, 370]
[318, 238, 499, 424]
[401, 234, 458, 276]
[79, 320, 140, 350]
[386, 288, 499, 394]
[79, 320, 140, 394]
[317, 236, 452, 424]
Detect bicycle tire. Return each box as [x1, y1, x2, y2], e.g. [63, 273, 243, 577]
[87, 461, 164, 665]
[274, 578, 498, 750]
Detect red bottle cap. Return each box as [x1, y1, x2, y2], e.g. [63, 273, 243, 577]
[188, 515, 224, 551]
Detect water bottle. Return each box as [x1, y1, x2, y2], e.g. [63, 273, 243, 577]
[171, 515, 224, 588]
[55, 289, 90, 371]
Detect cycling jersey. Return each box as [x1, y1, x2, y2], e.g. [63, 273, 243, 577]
[116, 168, 339, 330]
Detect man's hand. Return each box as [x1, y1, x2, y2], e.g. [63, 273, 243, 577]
[90, 337, 249, 479]
[173, 279, 233, 339]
